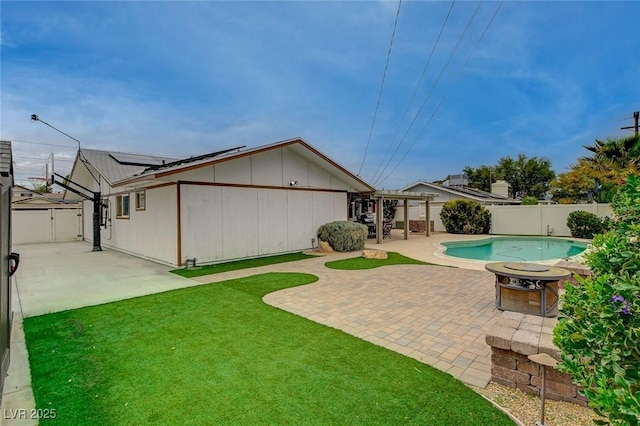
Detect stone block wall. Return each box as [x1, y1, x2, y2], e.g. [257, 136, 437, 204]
[554, 260, 592, 290]
[408, 220, 426, 233]
[485, 311, 589, 406]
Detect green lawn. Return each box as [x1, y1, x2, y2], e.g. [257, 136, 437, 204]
[24, 273, 512, 425]
[170, 252, 315, 277]
[325, 251, 433, 270]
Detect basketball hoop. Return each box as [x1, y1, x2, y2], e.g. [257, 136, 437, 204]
[27, 176, 48, 189]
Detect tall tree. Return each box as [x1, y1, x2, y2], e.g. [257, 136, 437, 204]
[551, 135, 640, 203]
[464, 155, 555, 199]
[550, 159, 600, 204]
[462, 165, 493, 192]
[582, 135, 640, 181]
[493, 154, 555, 199]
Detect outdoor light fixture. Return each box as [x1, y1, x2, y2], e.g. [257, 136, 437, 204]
[30, 113, 81, 150]
[289, 180, 298, 186]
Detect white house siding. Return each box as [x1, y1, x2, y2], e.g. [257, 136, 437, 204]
[85, 185, 178, 265]
[167, 147, 352, 192]
[282, 148, 310, 187]
[180, 184, 347, 265]
[221, 186, 259, 260]
[252, 148, 283, 186]
[73, 143, 359, 266]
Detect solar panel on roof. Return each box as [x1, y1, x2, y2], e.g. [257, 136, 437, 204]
[109, 152, 166, 166]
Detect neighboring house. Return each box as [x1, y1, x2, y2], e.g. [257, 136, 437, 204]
[12, 185, 72, 208]
[11, 185, 83, 245]
[399, 180, 521, 207]
[64, 138, 375, 266]
[394, 179, 520, 232]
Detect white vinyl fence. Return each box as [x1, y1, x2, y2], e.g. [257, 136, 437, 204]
[398, 203, 612, 237]
[12, 208, 83, 244]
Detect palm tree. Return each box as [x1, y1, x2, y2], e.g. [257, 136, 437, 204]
[582, 135, 640, 176]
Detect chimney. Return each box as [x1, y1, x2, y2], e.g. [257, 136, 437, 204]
[491, 180, 510, 197]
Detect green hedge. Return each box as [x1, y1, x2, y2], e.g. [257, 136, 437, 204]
[566, 210, 610, 239]
[439, 200, 491, 234]
[317, 221, 367, 252]
[554, 174, 640, 425]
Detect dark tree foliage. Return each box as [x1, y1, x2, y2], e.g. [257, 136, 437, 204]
[464, 155, 555, 199]
[382, 199, 398, 222]
[462, 165, 493, 192]
[494, 154, 555, 199]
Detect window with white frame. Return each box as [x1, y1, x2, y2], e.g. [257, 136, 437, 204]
[116, 194, 130, 218]
[135, 191, 146, 211]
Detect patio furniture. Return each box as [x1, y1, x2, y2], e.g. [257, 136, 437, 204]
[485, 262, 571, 317]
[357, 213, 377, 238]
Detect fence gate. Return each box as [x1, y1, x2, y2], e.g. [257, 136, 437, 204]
[12, 207, 83, 244]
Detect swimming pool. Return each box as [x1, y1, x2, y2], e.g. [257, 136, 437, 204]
[442, 237, 588, 262]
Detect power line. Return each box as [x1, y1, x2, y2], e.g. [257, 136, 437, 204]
[6, 139, 78, 149]
[459, 1, 503, 72]
[370, 0, 456, 185]
[358, 0, 403, 176]
[376, 1, 503, 187]
[373, 1, 484, 187]
[377, 97, 447, 186]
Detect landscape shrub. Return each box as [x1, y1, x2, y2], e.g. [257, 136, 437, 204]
[566, 210, 610, 239]
[521, 196, 538, 205]
[554, 174, 640, 425]
[439, 200, 491, 234]
[317, 221, 367, 252]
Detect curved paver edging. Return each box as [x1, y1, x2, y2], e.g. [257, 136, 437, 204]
[245, 256, 502, 389]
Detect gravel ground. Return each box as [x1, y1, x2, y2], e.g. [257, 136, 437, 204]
[474, 383, 604, 426]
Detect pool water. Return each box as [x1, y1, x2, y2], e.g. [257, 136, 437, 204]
[442, 237, 588, 262]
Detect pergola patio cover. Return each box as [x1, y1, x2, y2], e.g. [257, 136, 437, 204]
[370, 190, 437, 244]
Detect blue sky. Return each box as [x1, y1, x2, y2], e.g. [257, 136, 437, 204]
[2, 1, 639, 189]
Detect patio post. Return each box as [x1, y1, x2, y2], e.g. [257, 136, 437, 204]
[404, 197, 409, 240]
[376, 195, 384, 244]
[425, 198, 430, 237]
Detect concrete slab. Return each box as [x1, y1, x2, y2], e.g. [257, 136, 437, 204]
[13, 242, 196, 318]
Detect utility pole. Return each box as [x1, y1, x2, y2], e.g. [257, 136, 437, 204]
[621, 111, 639, 136]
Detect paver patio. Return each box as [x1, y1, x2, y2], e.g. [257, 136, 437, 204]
[264, 265, 500, 387]
[192, 247, 502, 388]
